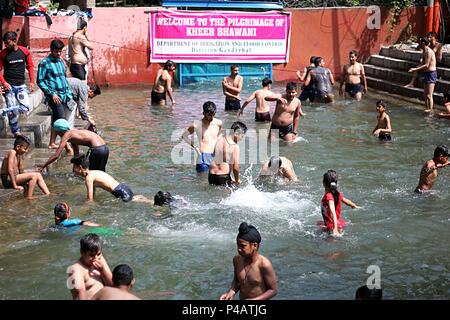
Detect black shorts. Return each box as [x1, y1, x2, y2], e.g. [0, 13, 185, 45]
[111, 183, 134, 202]
[270, 122, 293, 138]
[299, 86, 315, 102]
[70, 63, 87, 81]
[87, 144, 109, 171]
[225, 99, 241, 111]
[378, 133, 392, 141]
[208, 173, 233, 187]
[151, 90, 166, 105]
[255, 111, 271, 122]
[1, 174, 13, 188]
[345, 83, 364, 97]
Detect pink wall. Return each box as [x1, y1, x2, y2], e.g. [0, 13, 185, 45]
[2, 6, 425, 86]
[275, 7, 425, 82]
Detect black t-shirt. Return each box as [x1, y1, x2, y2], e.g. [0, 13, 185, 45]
[0, 47, 29, 85]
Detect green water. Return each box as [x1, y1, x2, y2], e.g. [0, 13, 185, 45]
[0, 81, 449, 299]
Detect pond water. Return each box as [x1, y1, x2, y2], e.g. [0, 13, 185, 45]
[0, 80, 449, 299]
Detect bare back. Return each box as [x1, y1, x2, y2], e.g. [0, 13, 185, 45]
[209, 136, 238, 175]
[417, 160, 438, 191]
[87, 170, 120, 193]
[0, 150, 18, 176]
[254, 88, 273, 113]
[93, 287, 140, 300]
[64, 129, 105, 149]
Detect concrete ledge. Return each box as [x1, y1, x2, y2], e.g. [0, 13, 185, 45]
[365, 65, 450, 94]
[366, 76, 444, 106]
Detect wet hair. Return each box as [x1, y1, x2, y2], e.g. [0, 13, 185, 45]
[355, 285, 382, 300]
[202, 101, 216, 114]
[349, 50, 358, 56]
[286, 82, 297, 91]
[3, 31, 17, 42]
[154, 191, 174, 206]
[54, 202, 70, 223]
[426, 31, 438, 39]
[444, 90, 450, 101]
[323, 170, 340, 208]
[80, 233, 102, 254]
[163, 60, 175, 70]
[230, 64, 239, 71]
[88, 83, 101, 96]
[112, 264, 134, 286]
[433, 145, 449, 158]
[376, 99, 387, 109]
[77, 19, 87, 30]
[50, 39, 64, 51]
[230, 121, 248, 135]
[262, 77, 272, 87]
[268, 156, 282, 171]
[14, 135, 31, 148]
[313, 56, 323, 67]
[70, 154, 90, 169]
[419, 37, 430, 46]
[309, 55, 317, 63]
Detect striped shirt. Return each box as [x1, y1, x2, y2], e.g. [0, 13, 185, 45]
[37, 54, 73, 103]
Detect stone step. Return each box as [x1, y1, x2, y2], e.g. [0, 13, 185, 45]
[19, 103, 52, 148]
[366, 76, 445, 106]
[365, 64, 450, 93]
[368, 55, 417, 71]
[0, 89, 45, 138]
[380, 46, 450, 68]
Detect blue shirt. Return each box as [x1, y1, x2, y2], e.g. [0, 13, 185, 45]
[59, 218, 83, 227]
[37, 54, 73, 103]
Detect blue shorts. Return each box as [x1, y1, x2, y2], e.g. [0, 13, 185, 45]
[423, 71, 438, 84]
[196, 152, 213, 172]
[111, 183, 134, 202]
[345, 83, 364, 97]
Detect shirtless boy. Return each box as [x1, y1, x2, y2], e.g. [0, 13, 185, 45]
[415, 145, 449, 193]
[222, 65, 243, 111]
[407, 37, 437, 112]
[93, 264, 140, 300]
[71, 154, 136, 202]
[39, 119, 109, 172]
[208, 121, 247, 187]
[339, 50, 367, 101]
[266, 82, 304, 142]
[405, 32, 442, 88]
[182, 101, 222, 172]
[238, 77, 274, 122]
[151, 60, 176, 106]
[67, 233, 113, 300]
[1, 135, 50, 199]
[259, 156, 298, 182]
[372, 100, 392, 141]
[220, 222, 277, 300]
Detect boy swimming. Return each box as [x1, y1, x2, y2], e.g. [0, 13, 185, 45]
[54, 202, 99, 227]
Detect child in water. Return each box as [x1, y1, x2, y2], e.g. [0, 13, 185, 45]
[54, 202, 100, 228]
[321, 170, 360, 236]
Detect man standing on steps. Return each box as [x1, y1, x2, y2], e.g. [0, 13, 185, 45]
[0, 31, 35, 137]
[407, 37, 437, 113]
[37, 39, 74, 149]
